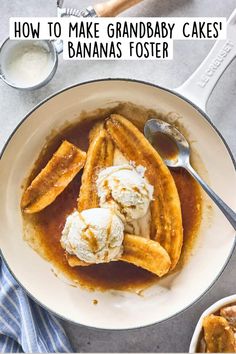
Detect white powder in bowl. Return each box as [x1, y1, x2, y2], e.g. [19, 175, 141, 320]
[4, 41, 54, 87]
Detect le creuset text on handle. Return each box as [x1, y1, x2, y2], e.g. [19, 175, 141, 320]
[175, 8, 236, 112]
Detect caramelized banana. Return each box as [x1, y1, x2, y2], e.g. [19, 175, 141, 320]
[66, 255, 90, 267]
[120, 234, 170, 276]
[21, 141, 86, 213]
[203, 314, 236, 353]
[105, 114, 183, 270]
[77, 123, 114, 211]
[67, 233, 171, 277]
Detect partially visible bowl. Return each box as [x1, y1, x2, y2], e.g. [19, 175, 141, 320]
[189, 294, 236, 353]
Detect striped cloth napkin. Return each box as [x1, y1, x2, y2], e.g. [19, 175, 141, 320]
[0, 257, 73, 353]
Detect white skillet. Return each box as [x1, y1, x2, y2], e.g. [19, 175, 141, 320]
[0, 10, 236, 330]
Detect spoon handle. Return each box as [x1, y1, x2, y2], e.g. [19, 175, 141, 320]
[186, 164, 236, 230]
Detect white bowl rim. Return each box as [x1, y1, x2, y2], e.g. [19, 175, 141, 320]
[189, 294, 236, 352]
[0, 78, 236, 331]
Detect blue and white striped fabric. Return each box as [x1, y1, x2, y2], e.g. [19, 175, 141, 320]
[0, 257, 73, 353]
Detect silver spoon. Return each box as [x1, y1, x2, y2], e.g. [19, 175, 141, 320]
[144, 118, 236, 230]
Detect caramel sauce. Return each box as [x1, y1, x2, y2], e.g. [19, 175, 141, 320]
[82, 227, 99, 254]
[151, 132, 179, 161]
[22, 114, 202, 292]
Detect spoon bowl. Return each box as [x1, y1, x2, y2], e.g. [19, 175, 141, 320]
[144, 118, 190, 168]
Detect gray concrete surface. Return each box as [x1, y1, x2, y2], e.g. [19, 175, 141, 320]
[1, 0, 236, 352]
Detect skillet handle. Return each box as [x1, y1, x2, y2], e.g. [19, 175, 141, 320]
[175, 9, 236, 112]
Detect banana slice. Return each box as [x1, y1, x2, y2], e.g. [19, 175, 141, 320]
[21, 141, 86, 213]
[120, 234, 170, 276]
[77, 123, 114, 211]
[105, 114, 183, 270]
[67, 233, 171, 277]
[66, 255, 90, 267]
[66, 123, 114, 267]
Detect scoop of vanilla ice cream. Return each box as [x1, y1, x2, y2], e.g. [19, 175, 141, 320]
[60, 208, 124, 264]
[96, 164, 154, 223]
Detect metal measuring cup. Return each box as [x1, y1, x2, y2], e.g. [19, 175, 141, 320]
[0, 0, 143, 90]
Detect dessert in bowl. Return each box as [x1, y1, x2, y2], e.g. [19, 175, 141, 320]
[190, 295, 236, 353]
